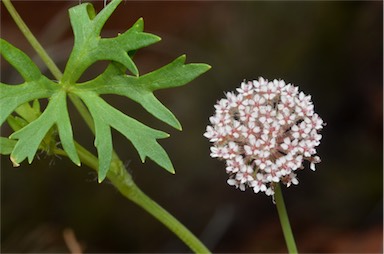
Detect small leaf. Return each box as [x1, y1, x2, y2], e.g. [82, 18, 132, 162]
[14, 101, 41, 123]
[0, 137, 17, 155]
[7, 115, 28, 132]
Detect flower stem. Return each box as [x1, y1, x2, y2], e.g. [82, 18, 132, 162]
[274, 183, 298, 254]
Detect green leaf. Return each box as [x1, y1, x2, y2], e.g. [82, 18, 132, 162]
[62, 0, 160, 83]
[77, 92, 173, 182]
[1, 0, 210, 182]
[0, 137, 17, 155]
[0, 38, 41, 81]
[1, 39, 78, 166]
[77, 55, 211, 130]
[10, 90, 80, 166]
[0, 39, 59, 125]
[7, 115, 28, 132]
[14, 100, 41, 123]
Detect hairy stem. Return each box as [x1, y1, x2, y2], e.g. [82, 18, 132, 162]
[274, 183, 298, 254]
[5, 1, 210, 252]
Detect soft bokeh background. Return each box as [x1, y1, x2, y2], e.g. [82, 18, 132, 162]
[1, 1, 382, 253]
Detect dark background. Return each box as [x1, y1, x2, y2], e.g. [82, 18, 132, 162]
[1, 1, 382, 253]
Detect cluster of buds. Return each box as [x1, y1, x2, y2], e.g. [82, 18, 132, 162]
[204, 78, 324, 196]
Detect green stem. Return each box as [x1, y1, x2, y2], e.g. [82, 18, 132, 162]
[2, 0, 63, 81]
[274, 183, 298, 254]
[67, 143, 211, 253]
[5, 1, 210, 252]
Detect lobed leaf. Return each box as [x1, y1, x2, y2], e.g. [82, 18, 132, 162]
[0, 40, 59, 125]
[10, 90, 80, 166]
[77, 55, 211, 130]
[62, 0, 160, 83]
[1, 1, 210, 182]
[77, 91, 173, 182]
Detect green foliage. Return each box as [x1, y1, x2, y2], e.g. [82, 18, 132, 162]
[0, 0, 210, 182]
[0, 137, 17, 155]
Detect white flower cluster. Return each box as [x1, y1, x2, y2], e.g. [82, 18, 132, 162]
[204, 78, 324, 196]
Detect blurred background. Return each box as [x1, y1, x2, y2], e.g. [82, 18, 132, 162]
[1, 1, 382, 253]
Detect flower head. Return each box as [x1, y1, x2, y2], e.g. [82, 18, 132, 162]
[204, 78, 324, 196]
